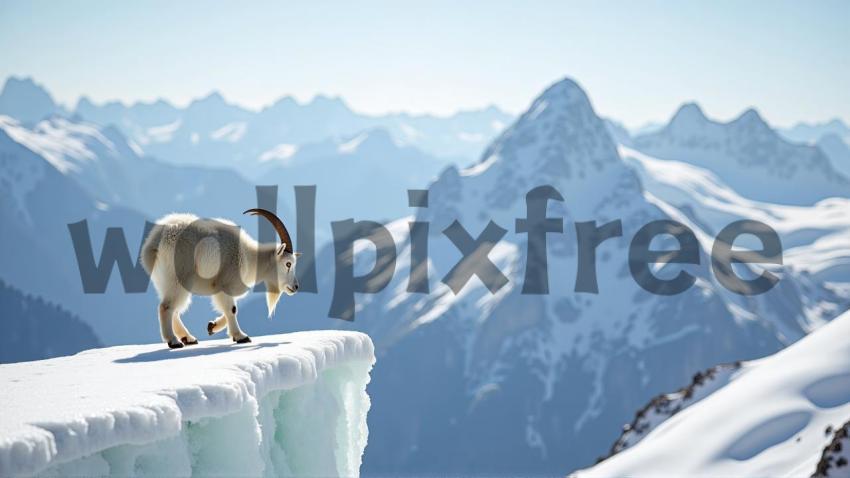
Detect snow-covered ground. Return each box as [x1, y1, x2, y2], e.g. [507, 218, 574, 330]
[572, 310, 850, 477]
[0, 331, 374, 478]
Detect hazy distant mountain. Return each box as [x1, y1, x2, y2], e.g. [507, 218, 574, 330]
[0, 115, 287, 224]
[0, 77, 63, 124]
[69, 86, 512, 165]
[0, 279, 101, 363]
[255, 128, 444, 240]
[75, 96, 181, 136]
[818, 133, 850, 178]
[237, 78, 843, 475]
[633, 103, 850, 205]
[0, 77, 512, 169]
[780, 118, 850, 144]
[0, 121, 157, 345]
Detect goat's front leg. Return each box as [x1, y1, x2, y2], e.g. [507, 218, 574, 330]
[173, 315, 198, 345]
[213, 294, 250, 344]
[207, 315, 227, 336]
[159, 302, 183, 349]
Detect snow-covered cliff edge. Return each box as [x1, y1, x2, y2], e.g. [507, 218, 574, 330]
[0, 331, 375, 477]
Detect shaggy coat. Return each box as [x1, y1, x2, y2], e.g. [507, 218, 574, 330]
[141, 212, 298, 348]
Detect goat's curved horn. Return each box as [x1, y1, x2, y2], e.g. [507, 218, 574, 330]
[243, 208, 294, 253]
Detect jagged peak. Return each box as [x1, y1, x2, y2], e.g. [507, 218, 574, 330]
[133, 98, 176, 110]
[729, 107, 775, 136]
[508, 77, 598, 129]
[195, 91, 226, 104]
[537, 77, 591, 105]
[0, 76, 57, 117]
[669, 102, 709, 126]
[270, 95, 298, 108]
[74, 95, 96, 110]
[309, 93, 348, 109]
[732, 107, 766, 125]
[1, 76, 47, 95]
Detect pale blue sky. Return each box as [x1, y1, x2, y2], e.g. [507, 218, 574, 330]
[1, 0, 847, 128]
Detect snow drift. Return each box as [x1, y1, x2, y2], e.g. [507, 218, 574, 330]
[572, 310, 850, 477]
[0, 331, 374, 477]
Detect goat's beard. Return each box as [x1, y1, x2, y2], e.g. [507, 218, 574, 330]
[266, 286, 281, 318]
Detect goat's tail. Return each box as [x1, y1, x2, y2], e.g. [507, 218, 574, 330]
[140, 228, 161, 274]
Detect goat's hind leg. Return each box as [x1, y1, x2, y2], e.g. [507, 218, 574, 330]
[159, 300, 183, 349]
[159, 291, 191, 349]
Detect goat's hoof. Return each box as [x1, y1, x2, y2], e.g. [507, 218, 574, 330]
[167, 340, 184, 349]
[207, 322, 216, 336]
[181, 337, 198, 346]
[233, 336, 252, 344]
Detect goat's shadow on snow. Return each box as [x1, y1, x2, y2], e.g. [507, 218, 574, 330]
[114, 342, 288, 363]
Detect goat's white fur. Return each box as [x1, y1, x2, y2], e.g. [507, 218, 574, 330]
[141, 213, 299, 348]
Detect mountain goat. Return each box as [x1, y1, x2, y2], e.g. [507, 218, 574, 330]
[141, 209, 299, 348]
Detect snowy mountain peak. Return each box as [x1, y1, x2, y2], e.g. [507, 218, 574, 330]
[74, 96, 96, 112]
[306, 94, 351, 114]
[264, 95, 299, 112]
[730, 107, 772, 132]
[193, 91, 227, 106]
[537, 77, 590, 103]
[0, 77, 51, 101]
[423, 75, 639, 228]
[669, 102, 708, 125]
[470, 76, 622, 182]
[634, 102, 850, 205]
[0, 76, 58, 123]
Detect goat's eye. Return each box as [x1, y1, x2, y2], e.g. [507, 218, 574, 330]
[286, 262, 292, 268]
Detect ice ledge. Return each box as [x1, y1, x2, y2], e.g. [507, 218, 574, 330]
[0, 331, 375, 477]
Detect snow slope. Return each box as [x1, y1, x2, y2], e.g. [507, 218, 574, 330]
[572, 310, 850, 477]
[0, 331, 374, 478]
[622, 146, 850, 285]
[0, 115, 279, 224]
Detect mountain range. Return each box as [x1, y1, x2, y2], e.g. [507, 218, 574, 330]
[779, 118, 850, 145]
[0, 76, 513, 166]
[233, 78, 850, 474]
[632, 103, 850, 205]
[1, 74, 849, 476]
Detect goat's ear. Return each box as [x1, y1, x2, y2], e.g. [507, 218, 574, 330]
[293, 252, 302, 257]
[276, 243, 287, 256]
